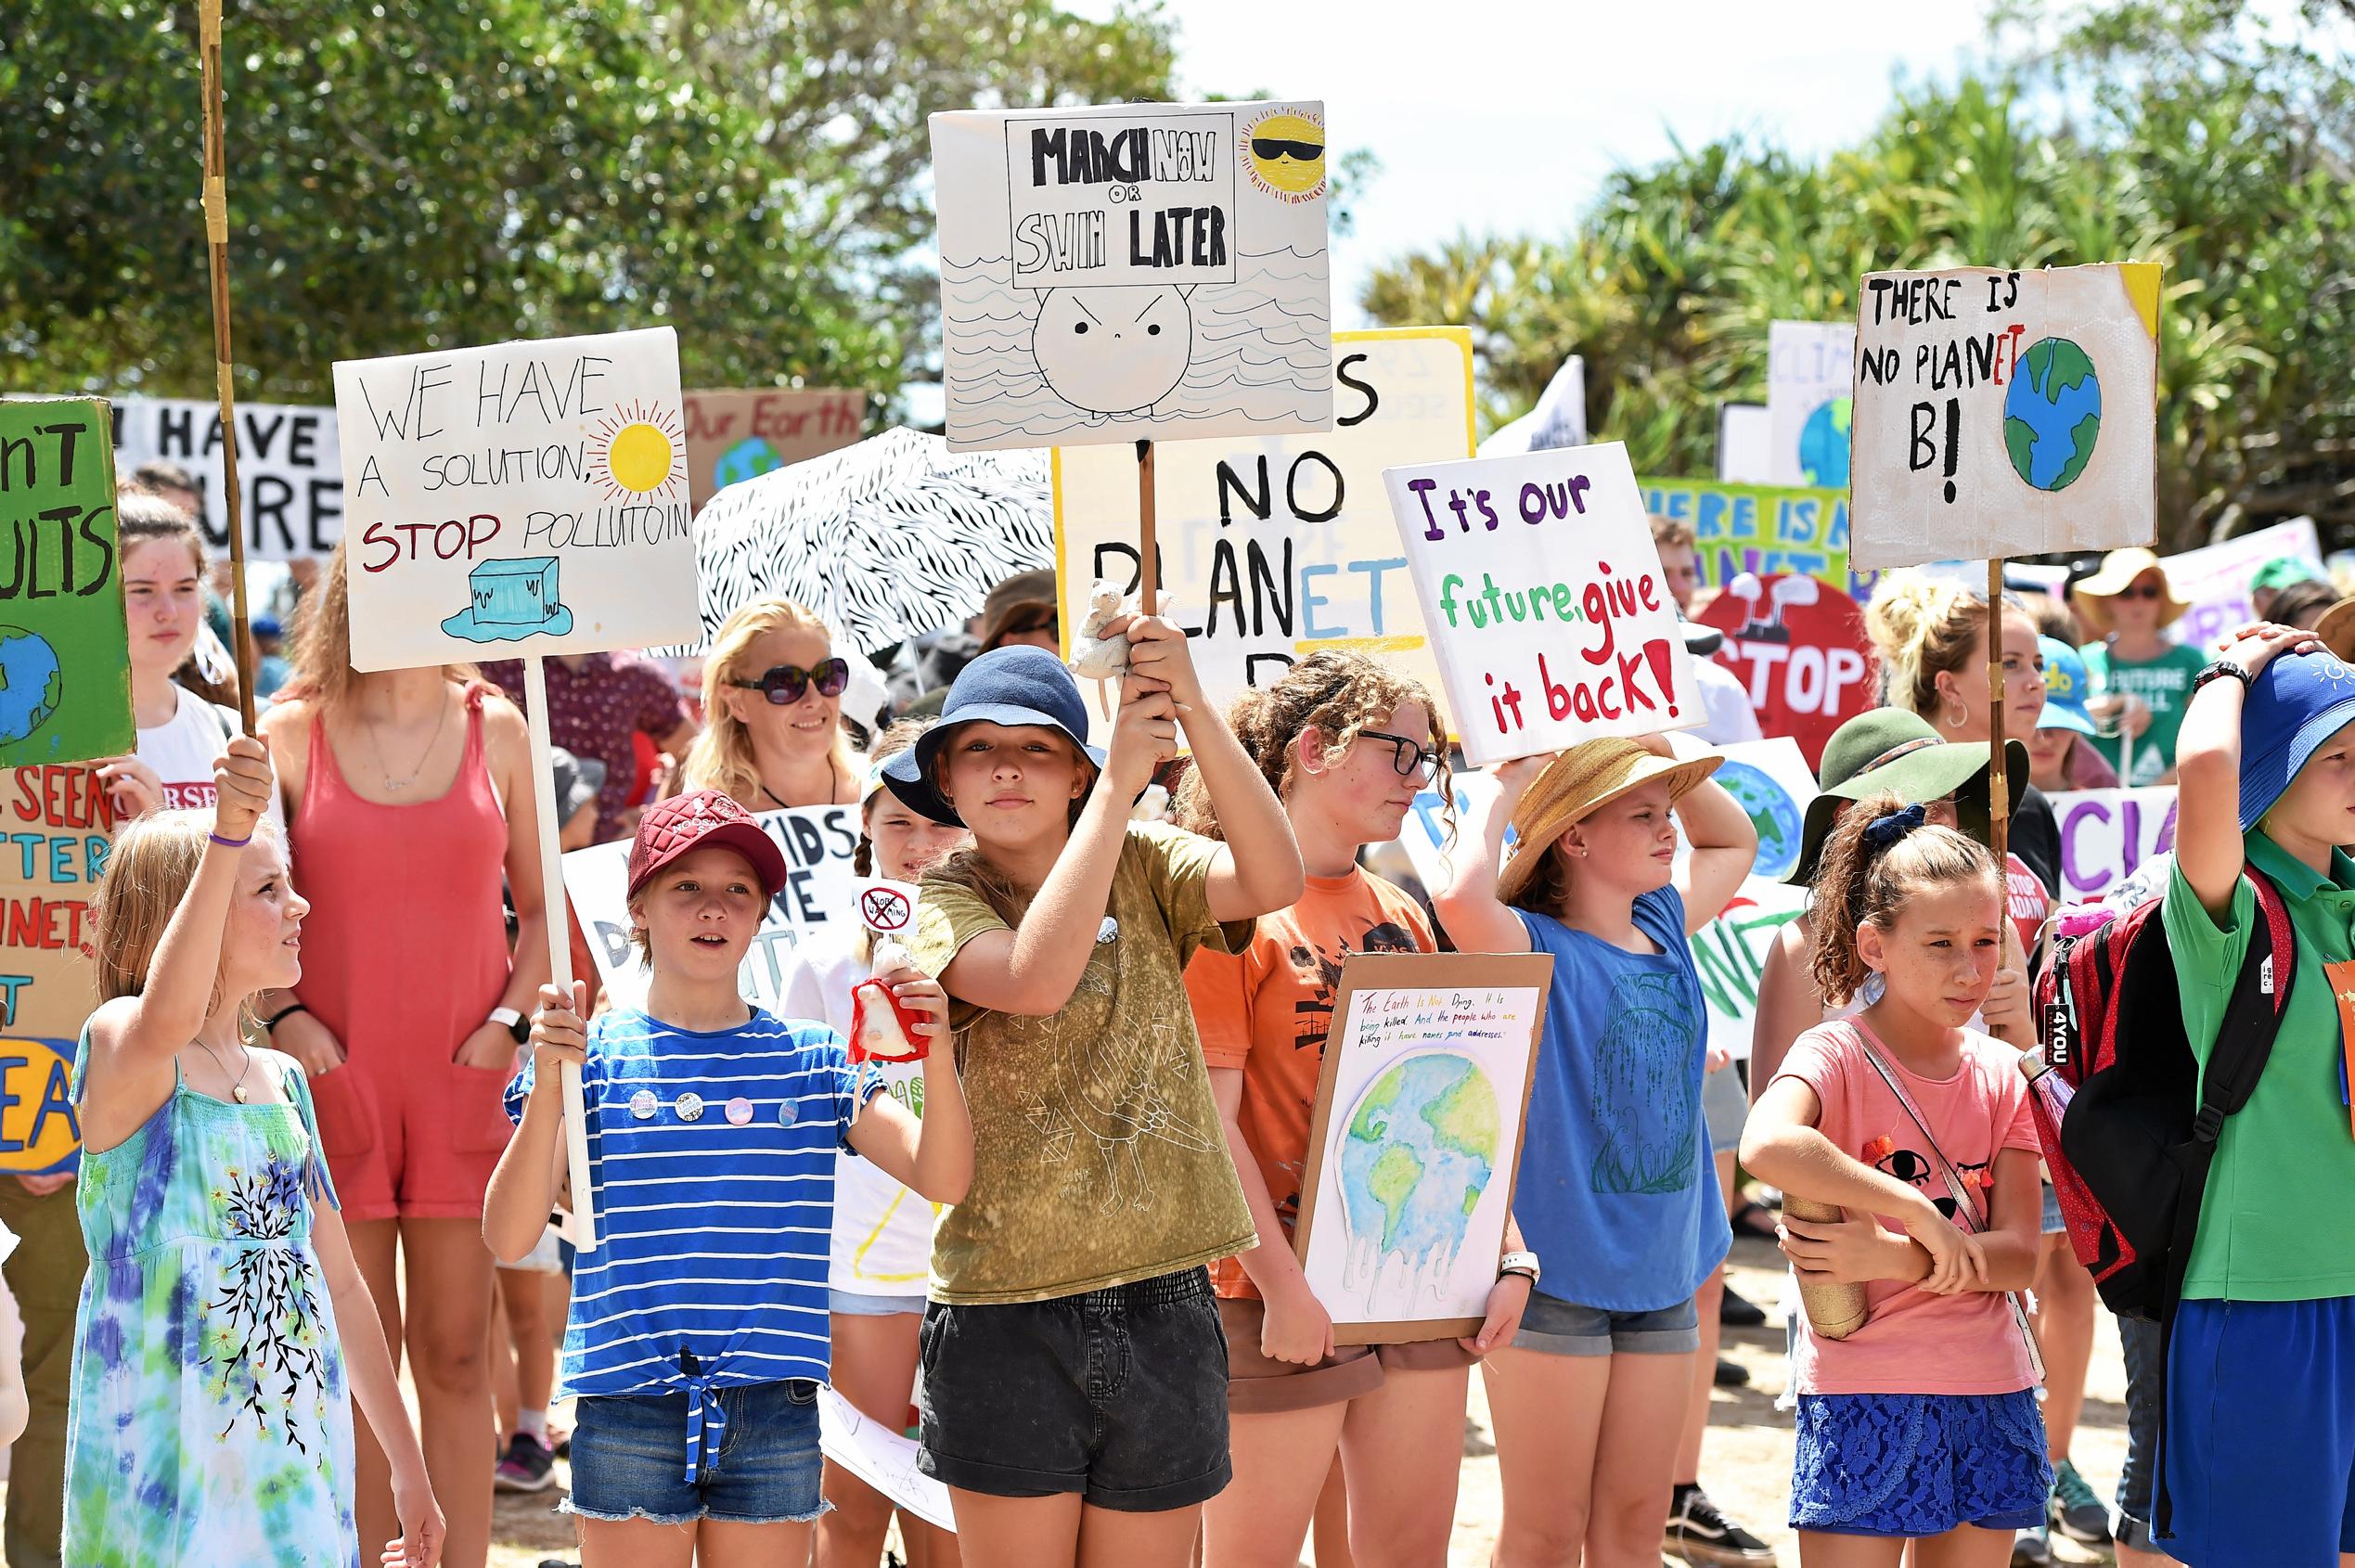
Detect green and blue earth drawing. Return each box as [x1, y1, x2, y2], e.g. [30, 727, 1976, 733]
[713, 437, 787, 494]
[1798, 395, 1851, 490]
[1338, 1052, 1500, 1307]
[2003, 337, 2103, 492]
[1714, 760, 1803, 880]
[0, 629, 63, 747]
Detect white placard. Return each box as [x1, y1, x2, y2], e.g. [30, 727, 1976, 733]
[1478, 355, 1586, 456]
[105, 396, 343, 559]
[331, 327, 695, 671]
[1383, 442, 1696, 766]
[931, 99, 1332, 451]
[1055, 328, 1471, 742]
[2048, 787, 2178, 906]
[1850, 264, 2159, 570]
[1716, 402, 1774, 485]
[561, 803, 865, 1014]
[1768, 321, 1855, 489]
[2156, 517, 2325, 651]
[818, 1387, 957, 1534]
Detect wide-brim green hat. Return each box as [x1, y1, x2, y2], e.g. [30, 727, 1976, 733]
[1788, 710, 2029, 886]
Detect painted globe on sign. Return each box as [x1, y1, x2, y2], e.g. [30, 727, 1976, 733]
[1338, 1053, 1499, 1276]
[1798, 395, 1851, 489]
[712, 436, 785, 495]
[1714, 760, 1803, 880]
[2003, 337, 2103, 492]
[0, 629, 63, 747]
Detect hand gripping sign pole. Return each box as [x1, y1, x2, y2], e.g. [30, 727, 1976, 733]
[196, 0, 257, 730]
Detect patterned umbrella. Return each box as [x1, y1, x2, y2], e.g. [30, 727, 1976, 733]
[685, 426, 1054, 657]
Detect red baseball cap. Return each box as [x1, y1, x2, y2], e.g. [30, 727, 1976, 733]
[625, 790, 789, 900]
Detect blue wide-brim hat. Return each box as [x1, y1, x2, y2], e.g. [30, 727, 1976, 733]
[882, 645, 1107, 827]
[2238, 649, 2355, 829]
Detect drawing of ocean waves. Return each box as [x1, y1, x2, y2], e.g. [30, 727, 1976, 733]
[940, 247, 1332, 444]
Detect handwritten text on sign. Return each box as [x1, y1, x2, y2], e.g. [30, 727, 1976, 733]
[0, 399, 134, 768]
[562, 803, 861, 1015]
[332, 327, 696, 672]
[0, 764, 112, 1174]
[109, 396, 343, 559]
[1384, 442, 1693, 765]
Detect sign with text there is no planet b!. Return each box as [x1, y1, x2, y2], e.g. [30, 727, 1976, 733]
[0, 399, 132, 768]
[1849, 263, 2159, 570]
[1384, 443, 1695, 767]
[332, 328, 697, 672]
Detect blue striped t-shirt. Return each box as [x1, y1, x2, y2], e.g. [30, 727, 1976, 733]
[506, 1007, 882, 1479]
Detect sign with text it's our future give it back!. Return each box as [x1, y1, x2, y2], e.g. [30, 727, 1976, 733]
[1383, 443, 1694, 767]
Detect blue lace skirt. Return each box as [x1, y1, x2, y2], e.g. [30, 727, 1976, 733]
[1791, 1389, 2052, 1536]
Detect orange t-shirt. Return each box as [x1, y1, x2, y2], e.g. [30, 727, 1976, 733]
[1183, 869, 1435, 1299]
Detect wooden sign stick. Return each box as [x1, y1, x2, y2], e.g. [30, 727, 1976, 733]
[196, 0, 256, 734]
[523, 655, 598, 1252]
[1987, 558, 2010, 869]
[1136, 438, 1158, 612]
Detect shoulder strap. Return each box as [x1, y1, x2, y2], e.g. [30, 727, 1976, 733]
[2195, 863, 2293, 1137]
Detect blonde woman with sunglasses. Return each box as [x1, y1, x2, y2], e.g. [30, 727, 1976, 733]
[685, 598, 865, 810]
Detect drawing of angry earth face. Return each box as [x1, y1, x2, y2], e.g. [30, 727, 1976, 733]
[1031, 286, 1194, 420]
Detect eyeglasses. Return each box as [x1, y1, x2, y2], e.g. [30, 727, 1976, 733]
[727, 657, 850, 705]
[1359, 730, 1439, 786]
[1251, 136, 1324, 162]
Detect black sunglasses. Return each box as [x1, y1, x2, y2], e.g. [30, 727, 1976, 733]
[727, 657, 850, 705]
[1251, 136, 1324, 162]
[1360, 729, 1439, 785]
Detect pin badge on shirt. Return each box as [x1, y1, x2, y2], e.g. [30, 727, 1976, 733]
[628, 1088, 659, 1121]
[725, 1097, 754, 1125]
[1097, 916, 1119, 945]
[777, 1099, 799, 1128]
[676, 1091, 706, 1123]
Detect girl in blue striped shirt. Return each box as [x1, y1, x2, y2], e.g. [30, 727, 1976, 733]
[485, 790, 972, 1565]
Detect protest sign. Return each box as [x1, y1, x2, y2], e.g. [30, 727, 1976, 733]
[333, 328, 696, 671]
[1293, 952, 1550, 1343]
[0, 765, 109, 1174]
[1717, 403, 1773, 485]
[931, 99, 1332, 451]
[562, 803, 864, 1014]
[1638, 477, 1864, 599]
[0, 399, 134, 767]
[1478, 355, 1586, 456]
[682, 388, 866, 511]
[2157, 517, 2324, 651]
[2047, 787, 2178, 905]
[1682, 737, 1817, 1061]
[1385, 443, 1694, 766]
[1850, 264, 2160, 569]
[1692, 581, 1872, 771]
[1769, 321, 1856, 490]
[1056, 328, 1472, 742]
[107, 396, 342, 559]
[819, 1387, 956, 1534]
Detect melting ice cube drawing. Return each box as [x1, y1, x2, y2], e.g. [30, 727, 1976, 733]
[441, 556, 577, 644]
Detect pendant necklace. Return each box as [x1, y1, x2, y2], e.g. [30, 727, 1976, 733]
[367, 692, 450, 792]
[192, 1035, 254, 1103]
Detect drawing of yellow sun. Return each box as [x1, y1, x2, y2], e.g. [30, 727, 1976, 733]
[591, 402, 686, 503]
[1241, 109, 1326, 200]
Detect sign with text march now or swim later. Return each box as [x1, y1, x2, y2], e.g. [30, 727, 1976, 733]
[331, 328, 698, 672]
[931, 98, 1332, 451]
[1849, 263, 2159, 570]
[1383, 442, 1696, 766]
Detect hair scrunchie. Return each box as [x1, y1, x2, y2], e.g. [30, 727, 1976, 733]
[1862, 802, 1927, 850]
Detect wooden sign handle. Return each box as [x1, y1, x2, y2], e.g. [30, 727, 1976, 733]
[196, 0, 255, 735]
[1136, 438, 1157, 613]
[524, 656, 598, 1252]
[1987, 559, 2010, 871]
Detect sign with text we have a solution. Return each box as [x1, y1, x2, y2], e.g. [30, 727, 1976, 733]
[1383, 443, 1694, 766]
[332, 328, 697, 671]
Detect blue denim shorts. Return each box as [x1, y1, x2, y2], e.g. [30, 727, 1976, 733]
[830, 1288, 926, 1317]
[1510, 1289, 1700, 1356]
[2115, 1314, 2164, 1549]
[1791, 1389, 2051, 1536]
[568, 1378, 824, 1525]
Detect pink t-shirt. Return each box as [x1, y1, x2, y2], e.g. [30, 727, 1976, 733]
[1773, 1018, 2041, 1397]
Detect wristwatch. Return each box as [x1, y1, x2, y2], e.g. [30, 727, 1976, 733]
[1498, 1250, 1541, 1288]
[488, 1006, 530, 1045]
[2192, 659, 2254, 695]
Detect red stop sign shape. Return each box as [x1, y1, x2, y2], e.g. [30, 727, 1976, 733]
[1696, 573, 1874, 772]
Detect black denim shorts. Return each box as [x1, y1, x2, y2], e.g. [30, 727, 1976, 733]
[917, 1266, 1231, 1511]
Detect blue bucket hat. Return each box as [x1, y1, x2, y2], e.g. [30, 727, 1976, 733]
[2038, 637, 2099, 737]
[882, 645, 1106, 826]
[2237, 649, 2355, 829]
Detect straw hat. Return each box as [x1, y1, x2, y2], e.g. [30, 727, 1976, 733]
[2315, 597, 2355, 663]
[2071, 547, 2190, 638]
[1496, 739, 1722, 907]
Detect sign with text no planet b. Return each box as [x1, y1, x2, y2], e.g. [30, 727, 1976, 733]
[331, 328, 697, 672]
[1849, 263, 2160, 570]
[1383, 443, 1695, 767]
[0, 399, 132, 768]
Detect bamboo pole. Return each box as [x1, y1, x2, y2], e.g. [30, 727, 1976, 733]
[196, 0, 256, 732]
[1988, 558, 2010, 870]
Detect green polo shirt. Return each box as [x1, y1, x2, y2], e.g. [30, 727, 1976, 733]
[2161, 831, 2355, 1301]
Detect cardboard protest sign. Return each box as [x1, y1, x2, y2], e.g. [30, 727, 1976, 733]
[682, 388, 866, 511]
[931, 99, 1332, 451]
[0, 400, 133, 767]
[332, 327, 696, 672]
[1768, 321, 1855, 489]
[1681, 737, 1817, 1060]
[1384, 443, 1694, 766]
[563, 803, 864, 1014]
[1690, 579, 1873, 772]
[1716, 403, 1774, 485]
[0, 765, 110, 1174]
[1851, 264, 2160, 569]
[1293, 952, 1550, 1343]
[2156, 517, 2323, 651]
[108, 396, 343, 559]
[1638, 477, 1868, 600]
[2047, 787, 2177, 905]
[1478, 355, 1586, 456]
[1056, 328, 1472, 742]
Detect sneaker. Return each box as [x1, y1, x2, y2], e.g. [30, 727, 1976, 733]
[2049, 1459, 2112, 1545]
[495, 1432, 557, 1493]
[1718, 1286, 1768, 1327]
[1713, 1356, 1750, 1389]
[2012, 1523, 2053, 1566]
[1665, 1484, 1776, 1566]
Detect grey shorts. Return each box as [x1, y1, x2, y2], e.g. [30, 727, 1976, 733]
[1704, 1063, 1748, 1156]
[1511, 1290, 1701, 1356]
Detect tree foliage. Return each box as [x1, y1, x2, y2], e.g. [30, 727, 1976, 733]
[1360, 0, 2355, 549]
[0, 0, 1178, 404]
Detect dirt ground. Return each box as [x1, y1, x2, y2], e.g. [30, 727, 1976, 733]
[487, 1234, 2133, 1568]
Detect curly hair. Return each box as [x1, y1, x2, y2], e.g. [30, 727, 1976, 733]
[1807, 790, 2002, 1007]
[1865, 571, 2037, 723]
[1173, 650, 1452, 844]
